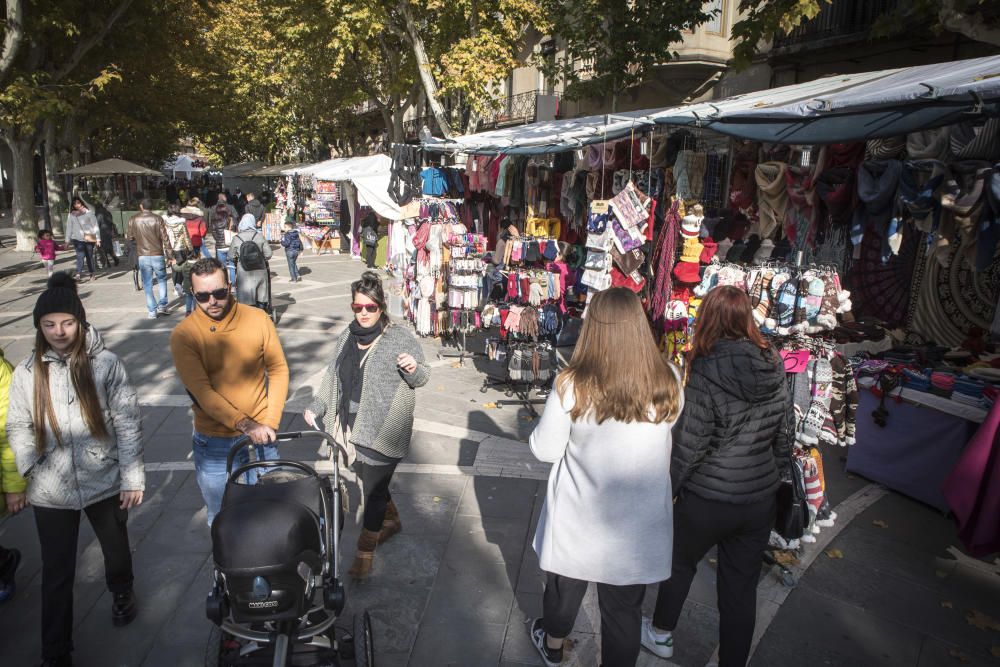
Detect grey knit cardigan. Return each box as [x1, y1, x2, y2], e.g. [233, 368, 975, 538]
[308, 323, 430, 459]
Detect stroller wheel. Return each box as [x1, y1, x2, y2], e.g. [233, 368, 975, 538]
[353, 611, 375, 667]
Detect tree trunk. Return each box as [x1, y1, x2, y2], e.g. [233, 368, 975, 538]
[397, 0, 454, 139]
[7, 135, 38, 251]
[44, 121, 66, 237]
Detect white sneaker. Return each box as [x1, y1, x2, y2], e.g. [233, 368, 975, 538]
[641, 616, 674, 658]
[147, 311, 157, 320]
[173, 285, 183, 297]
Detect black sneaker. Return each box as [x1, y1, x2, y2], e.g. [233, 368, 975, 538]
[531, 618, 562, 666]
[112, 590, 137, 627]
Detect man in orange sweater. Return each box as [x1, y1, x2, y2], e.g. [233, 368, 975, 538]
[170, 257, 289, 525]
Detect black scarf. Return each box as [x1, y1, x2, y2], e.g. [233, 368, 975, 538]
[349, 319, 383, 344]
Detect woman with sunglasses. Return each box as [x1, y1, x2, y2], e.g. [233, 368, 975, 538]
[304, 271, 429, 579]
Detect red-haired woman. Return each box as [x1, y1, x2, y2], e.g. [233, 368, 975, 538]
[642, 285, 792, 667]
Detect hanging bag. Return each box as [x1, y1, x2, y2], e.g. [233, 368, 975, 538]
[774, 454, 810, 540]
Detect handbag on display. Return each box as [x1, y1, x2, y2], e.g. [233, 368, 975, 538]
[774, 455, 810, 540]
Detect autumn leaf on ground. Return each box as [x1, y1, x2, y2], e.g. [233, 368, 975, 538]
[941, 601, 953, 609]
[966, 609, 1000, 632]
[825, 549, 844, 559]
[520, 415, 535, 421]
[773, 551, 800, 567]
[450, 362, 462, 368]
[948, 648, 970, 663]
[872, 519, 889, 528]
[482, 402, 497, 409]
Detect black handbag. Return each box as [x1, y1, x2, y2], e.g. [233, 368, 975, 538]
[774, 455, 810, 540]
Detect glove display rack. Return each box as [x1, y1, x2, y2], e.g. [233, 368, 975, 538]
[438, 234, 487, 366]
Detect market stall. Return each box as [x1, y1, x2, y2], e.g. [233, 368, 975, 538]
[416, 54, 1000, 550]
[62, 158, 165, 231]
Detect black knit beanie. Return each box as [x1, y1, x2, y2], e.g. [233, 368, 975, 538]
[33, 271, 87, 328]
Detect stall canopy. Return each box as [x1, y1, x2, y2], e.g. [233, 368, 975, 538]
[61, 158, 163, 177]
[284, 154, 402, 220]
[163, 154, 209, 179]
[246, 163, 307, 177]
[222, 161, 266, 192]
[424, 54, 1000, 153]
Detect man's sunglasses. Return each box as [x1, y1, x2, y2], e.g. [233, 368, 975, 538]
[351, 303, 380, 313]
[194, 288, 229, 303]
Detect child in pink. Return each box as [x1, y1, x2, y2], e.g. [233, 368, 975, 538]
[35, 230, 64, 276]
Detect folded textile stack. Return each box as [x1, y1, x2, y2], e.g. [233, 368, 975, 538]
[929, 372, 956, 398]
[952, 377, 988, 408]
[883, 349, 920, 365]
[902, 368, 931, 392]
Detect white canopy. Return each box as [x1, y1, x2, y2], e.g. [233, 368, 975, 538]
[424, 54, 1000, 152]
[285, 154, 402, 220]
[164, 154, 210, 179]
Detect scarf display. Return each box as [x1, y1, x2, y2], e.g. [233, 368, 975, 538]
[853, 160, 902, 257]
[754, 162, 789, 239]
[907, 127, 953, 161]
[977, 166, 1000, 272]
[729, 159, 757, 210]
[898, 159, 948, 233]
[814, 166, 855, 228]
[785, 165, 817, 247]
[649, 199, 682, 329]
[674, 150, 706, 200]
[950, 118, 1000, 161]
[813, 142, 865, 177]
[939, 161, 991, 261]
[864, 136, 907, 161]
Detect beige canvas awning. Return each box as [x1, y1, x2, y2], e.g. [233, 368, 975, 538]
[62, 158, 164, 177]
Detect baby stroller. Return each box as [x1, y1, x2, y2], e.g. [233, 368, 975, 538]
[205, 430, 375, 667]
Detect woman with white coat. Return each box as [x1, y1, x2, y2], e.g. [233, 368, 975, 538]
[66, 197, 100, 282]
[528, 287, 683, 667]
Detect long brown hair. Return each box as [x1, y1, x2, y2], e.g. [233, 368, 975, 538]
[32, 323, 109, 452]
[556, 287, 681, 424]
[690, 285, 768, 364]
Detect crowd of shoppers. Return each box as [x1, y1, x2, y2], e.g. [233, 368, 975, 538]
[3, 201, 796, 667]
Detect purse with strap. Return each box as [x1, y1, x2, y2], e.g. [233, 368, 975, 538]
[774, 454, 810, 540]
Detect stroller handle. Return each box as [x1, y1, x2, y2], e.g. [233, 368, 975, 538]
[225, 429, 338, 473]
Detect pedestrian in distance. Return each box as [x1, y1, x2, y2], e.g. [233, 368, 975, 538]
[94, 202, 120, 269]
[210, 194, 238, 283]
[361, 211, 379, 269]
[229, 214, 272, 309]
[280, 221, 303, 282]
[527, 287, 683, 667]
[164, 203, 194, 298]
[642, 285, 792, 667]
[304, 271, 429, 580]
[126, 198, 175, 319]
[182, 197, 211, 258]
[0, 346, 25, 605]
[66, 197, 100, 282]
[6, 273, 145, 667]
[245, 191, 265, 225]
[170, 257, 289, 526]
[35, 229, 65, 277]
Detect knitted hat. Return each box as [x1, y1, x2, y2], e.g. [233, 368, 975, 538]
[33, 272, 86, 328]
[700, 239, 718, 263]
[680, 204, 705, 238]
[673, 237, 704, 283]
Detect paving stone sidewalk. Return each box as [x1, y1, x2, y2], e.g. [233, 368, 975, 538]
[1, 223, 998, 666]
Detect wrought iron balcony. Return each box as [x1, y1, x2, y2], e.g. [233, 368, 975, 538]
[771, 0, 900, 49]
[479, 91, 561, 131]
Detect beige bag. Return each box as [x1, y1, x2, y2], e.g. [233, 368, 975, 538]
[83, 233, 98, 243]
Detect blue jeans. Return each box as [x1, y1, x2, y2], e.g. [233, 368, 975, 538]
[285, 250, 300, 280]
[197, 244, 212, 258]
[185, 293, 196, 314]
[137, 255, 168, 313]
[216, 249, 236, 284]
[72, 239, 95, 276]
[192, 431, 278, 526]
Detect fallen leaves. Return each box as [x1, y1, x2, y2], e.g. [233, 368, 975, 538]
[966, 609, 1000, 632]
[948, 648, 970, 663]
[773, 551, 800, 567]
[872, 519, 889, 528]
[450, 362, 462, 369]
[825, 549, 844, 559]
[482, 402, 497, 409]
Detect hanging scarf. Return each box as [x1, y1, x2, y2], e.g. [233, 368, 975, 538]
[898, 159, 948, 233]
[864, 136, 907, 161]
[976, 165, 1000, 272]
[649, 199, 681, 330]
[349, 318, 384, 345]
[941, 161, 991, 246]
[412, 221, 431, 266]
[754, 162, 789, 239]
[729, 159, 757, 210]
[814, 166, 855, 228]
[785, 165, 817, 248]
[950, 118, 1000, 160]
[853, 159, 902, 260]
[907, 127, 952, 161]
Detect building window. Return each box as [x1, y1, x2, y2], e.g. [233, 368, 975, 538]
[540, 39, 557, 95]
[703, 0, 725, 35]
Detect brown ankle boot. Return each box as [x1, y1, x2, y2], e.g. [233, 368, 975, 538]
[378, 500, 402, 545]
[348, 529, 380, 579]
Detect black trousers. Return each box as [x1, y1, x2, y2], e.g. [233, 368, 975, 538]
[357, 460, 399, 532]
[363, 243, 376, 268]
[33, 495, 134, 659]
[542, 572, 645, 667]
[653, 492, 775, 667]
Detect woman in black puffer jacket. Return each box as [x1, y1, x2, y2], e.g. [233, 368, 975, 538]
[642, 285, 792, 667]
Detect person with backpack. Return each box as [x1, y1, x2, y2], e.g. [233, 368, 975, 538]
[229, 214, 272, 309]
[181, 198, 210, 258]
[279, 221, 304, 282]
[361, 211, 379, 269]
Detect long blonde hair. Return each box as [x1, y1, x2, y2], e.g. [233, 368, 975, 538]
[556, 288, 681, 424]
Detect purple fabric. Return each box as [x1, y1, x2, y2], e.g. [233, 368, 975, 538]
[942, 399, 1000, 557]
[846, 391, 977, 511]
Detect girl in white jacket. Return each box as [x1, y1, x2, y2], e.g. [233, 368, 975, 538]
[7, 273, 144, 667]
[66, 197, 100, 281]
